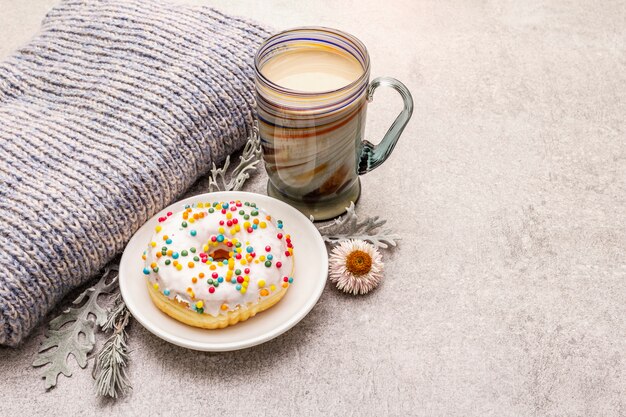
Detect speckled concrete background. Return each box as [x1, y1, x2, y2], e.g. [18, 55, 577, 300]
[1, 1, 624, 416]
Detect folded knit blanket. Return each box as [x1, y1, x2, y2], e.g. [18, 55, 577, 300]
[0, 0, 270, 346]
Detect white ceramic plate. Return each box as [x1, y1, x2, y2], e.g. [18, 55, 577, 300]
[119, 191, 327, 351]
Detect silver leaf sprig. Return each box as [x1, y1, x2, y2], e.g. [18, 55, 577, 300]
[312, 202, 400, 248]
[208, 123, 262, 192]
[93, 292, 131, 399]
[33, 265, 118, 389]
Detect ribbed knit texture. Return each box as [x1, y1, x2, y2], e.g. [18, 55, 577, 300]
[0, 0, 270, 346]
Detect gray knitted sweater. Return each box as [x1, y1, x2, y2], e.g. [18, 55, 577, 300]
[0, 0, 269, 346]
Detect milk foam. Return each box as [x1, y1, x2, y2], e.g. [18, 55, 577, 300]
[261, 48, 363, 93]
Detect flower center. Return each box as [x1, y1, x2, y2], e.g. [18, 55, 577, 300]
[345, 250, 372, 276]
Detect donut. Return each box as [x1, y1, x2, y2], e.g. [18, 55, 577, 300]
[141, 199, 295, 329]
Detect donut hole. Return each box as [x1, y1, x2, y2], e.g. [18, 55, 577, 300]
[210, 248, 230, 262]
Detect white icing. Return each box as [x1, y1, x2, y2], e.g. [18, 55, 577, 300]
[143, 200, 294, 317]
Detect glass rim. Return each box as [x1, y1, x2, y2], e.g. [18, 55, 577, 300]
[254, 26, 371, 97]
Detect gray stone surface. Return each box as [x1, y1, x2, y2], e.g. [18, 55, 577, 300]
[1, 0, 624, 416]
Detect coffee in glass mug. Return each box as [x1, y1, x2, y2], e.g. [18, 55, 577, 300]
[254, 27, 413, 220]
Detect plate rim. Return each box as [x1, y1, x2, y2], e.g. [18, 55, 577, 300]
[119, 191, 328, 352]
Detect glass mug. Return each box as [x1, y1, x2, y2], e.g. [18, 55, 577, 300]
[254, 27, 413, 220]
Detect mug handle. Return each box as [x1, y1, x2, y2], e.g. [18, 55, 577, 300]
[358, 77, 414, 174]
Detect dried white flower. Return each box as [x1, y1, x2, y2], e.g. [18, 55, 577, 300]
[328, 239, 384, 295]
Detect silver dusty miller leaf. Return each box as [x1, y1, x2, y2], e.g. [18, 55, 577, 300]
[313, 202, 401, 249]
[93, 292, 132, 399]
[208, 123, 262, 192]
[33, 266, 118, 389]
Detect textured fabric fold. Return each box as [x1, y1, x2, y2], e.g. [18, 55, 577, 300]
[0, 0, 270, 346]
